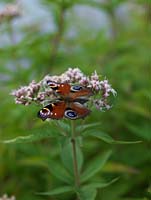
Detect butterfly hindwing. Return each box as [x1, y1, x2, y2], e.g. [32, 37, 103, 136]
[38, 101, 90, 120]
[65, 102, 91, 119]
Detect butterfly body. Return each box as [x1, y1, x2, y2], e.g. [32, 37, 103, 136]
[38, 81, 92, 120]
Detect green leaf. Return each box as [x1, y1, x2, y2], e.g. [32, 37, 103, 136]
[77, 122, 101, 132]
[82, 177, 119, 190]
[77, 188, 97, 200]
[103, 162, 139, 174]
[127, 123, 151, 141]
[83, 130, 141, 144]
[1, 127, 59, 144]
[37, 186, 74, 196]
[60, 138, 83, 174]
[47, 160, 73, 184]
[55, 120, 70, 135]
[119, 199, 149, 200]
[81, 150, 112, 183]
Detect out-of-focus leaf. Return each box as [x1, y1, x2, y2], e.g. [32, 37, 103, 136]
[124, 102, 150, 118]
[37, 186, 74, 196]
[19, 157, 47, 167]
[81, 150, 112, 183]
[127, 123, 151, 140]
[103, 162, 139, 174]
[119, 198, 149, 200]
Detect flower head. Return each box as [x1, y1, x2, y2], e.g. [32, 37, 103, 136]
[11, 80, 41, 105]
[11, 68, 116, 119]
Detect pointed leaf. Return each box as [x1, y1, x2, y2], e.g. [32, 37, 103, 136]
[82, 177, 119, 190]
[77, 122, 101, 132]
[47, 160, 73, 184]
[60, 138, 83, 174]
[81, 150, 112, 183]
[37, 186, 74, 196]
[1, 127, 59, 144]
[77, 188, 97, 200]
[83, 130, 141, 144]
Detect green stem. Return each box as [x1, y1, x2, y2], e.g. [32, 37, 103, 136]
[71, 121, 80, 188]
[49, 5, 66, 66]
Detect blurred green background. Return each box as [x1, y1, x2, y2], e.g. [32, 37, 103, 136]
[0, 0, 150, 200]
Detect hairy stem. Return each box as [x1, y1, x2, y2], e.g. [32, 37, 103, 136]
[71, 121, 80, 188]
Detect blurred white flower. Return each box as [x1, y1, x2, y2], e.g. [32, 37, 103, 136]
[0, 194, 15, 200]
[0, 4, 21, 23]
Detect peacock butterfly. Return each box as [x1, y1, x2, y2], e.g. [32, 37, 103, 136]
[38, 81, 93, 120]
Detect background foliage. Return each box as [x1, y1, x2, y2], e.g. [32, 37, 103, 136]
[0, 0, 150, 200]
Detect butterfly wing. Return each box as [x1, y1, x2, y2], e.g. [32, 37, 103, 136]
[38, 101, 66, 120]
[47, 81, 93, 100]
[47, 81, 70, 96]
[64, 102, 91, 120]
[38, 101, 90, 120]
[69, 85, 93, 100]
[38, 81, 92, 120]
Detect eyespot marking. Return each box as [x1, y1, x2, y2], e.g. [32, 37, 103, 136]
[38, 107, 51, 120]
[47, 81, 58, 89]
[71, 85, 83, 91]
[64, 109, 77, 119]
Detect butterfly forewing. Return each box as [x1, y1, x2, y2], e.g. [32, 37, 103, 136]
[47, 81, 93, 100]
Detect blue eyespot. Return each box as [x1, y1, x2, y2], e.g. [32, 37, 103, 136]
[38, 107, 51, 121]
[64, 110, 77, 119]
[71, 85, 83, 91]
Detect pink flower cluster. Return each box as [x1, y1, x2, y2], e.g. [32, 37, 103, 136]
[42, 68, 85, 84]
[11, 68, 116, 111]
[11, 80, 41, 105]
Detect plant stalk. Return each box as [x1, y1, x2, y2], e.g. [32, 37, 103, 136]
[49, 5, 66, 66]
[71, 121, 80, 188]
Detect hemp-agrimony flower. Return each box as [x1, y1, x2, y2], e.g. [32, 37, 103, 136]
[11, 68, 116, 119]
